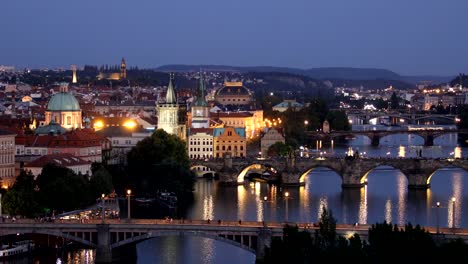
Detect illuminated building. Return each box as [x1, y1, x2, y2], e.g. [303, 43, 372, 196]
[211, 110, 263, 139]
[191, 74, 210, 129]
[187, 74, 213, 159]
[44, 83, 82, 130]
[260, 128, 285, 158]
[215, 81, 253, 106]
[0, 129, 16, 187]
[96, 57, 127, 80]
[72, 64, 77, 84]
[120, 58, 127, 79]
[188, 128, 213, 159]
[156, 75, 186, 140]
[213, 127, 246, 158]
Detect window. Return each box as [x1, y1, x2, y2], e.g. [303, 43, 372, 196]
[67, 116, 72, 125]
[222, 146, 225, 150]
[227, 131, 232, 136]
[240, 146, 244, 150]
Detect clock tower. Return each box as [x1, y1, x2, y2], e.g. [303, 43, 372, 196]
[191, 73, 210, 128]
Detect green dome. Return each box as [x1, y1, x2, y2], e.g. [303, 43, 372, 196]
[47, 92, 80, 111]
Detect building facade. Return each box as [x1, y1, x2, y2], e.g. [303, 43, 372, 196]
[188, 128, 213, 159]
[213, 127, 246, 158]
[260, 128, 285, 158]
[215, 81, 253, 106]
[0, 129, 16, 187]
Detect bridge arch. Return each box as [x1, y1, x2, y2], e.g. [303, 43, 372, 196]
[110, 230, 256, 254]
[0, 229, 96, 248]
[360, 164, 409, 186]
[298, 166, 343, 185]
[237, 164, 280, 183]
[426, 166, 468, 186]
[190, 165, 217, 178]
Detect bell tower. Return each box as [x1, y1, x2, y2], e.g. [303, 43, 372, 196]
[191, 73, 210, 128]
[120, 58, 127, 79]
[72, 65, 77, 84]
[157, 74, 180, 136]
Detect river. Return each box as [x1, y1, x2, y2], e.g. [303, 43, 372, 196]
[6, 125, 468, 263]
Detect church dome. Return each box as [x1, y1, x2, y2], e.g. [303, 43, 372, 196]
[216, 82, 251, 96]
[47, 92, 81, 111]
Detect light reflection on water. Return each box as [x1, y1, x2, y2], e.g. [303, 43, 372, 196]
[8, 128, 468, 264]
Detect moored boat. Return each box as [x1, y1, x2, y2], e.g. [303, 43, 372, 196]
[0, 240, 34, 258]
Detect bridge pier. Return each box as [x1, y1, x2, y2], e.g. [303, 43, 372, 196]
[370, 134, 380, 146]
[96, 224, 112, 263]
[424, 134, 434, 146]
[256, 228, 272, 261]
[407, 174, 430, 190]
[341, 159, 367, 188]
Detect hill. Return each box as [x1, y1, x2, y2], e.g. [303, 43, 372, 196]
[156, 64, 451, 87]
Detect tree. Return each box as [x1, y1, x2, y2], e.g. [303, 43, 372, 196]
[127, 129, 194, 199]
[36, 164, 91, 212]
[325, 111, 351, 131]
[314, 207, 337, 251]
[267, 142, 293, 157]
[2, 170, 39, 217]
[390, 92, 399, 109]
[89, 166, 114, 199]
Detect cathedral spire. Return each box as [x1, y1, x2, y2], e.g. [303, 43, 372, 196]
[165, 73, 177, 104]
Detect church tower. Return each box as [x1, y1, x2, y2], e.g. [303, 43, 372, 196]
[157, 75, 180, 136]
[71, 65, 77, 84]
[120, 58, 127, 79]
[191, 73, 210, 128]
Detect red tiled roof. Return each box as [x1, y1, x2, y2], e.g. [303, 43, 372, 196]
[25, 153, 91, 168]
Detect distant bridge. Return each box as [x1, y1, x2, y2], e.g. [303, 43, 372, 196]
[191, 156, 468, 189]
[339, 109, 458, 125]
[1, 219, 468, 263]
[306, 128, 468, 146]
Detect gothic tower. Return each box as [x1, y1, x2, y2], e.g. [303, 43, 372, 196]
[191, 73, 210, 128]
[72, 65, 77, 84]
[120, 58, 127, 79]
[157, 75, 179, 136]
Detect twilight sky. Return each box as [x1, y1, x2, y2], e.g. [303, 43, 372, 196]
[1, 0, 467, 75]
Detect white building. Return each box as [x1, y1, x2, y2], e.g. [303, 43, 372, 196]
[96, 126, 151, 165]
[188, 128, 213, 159]
[24, 153, 91, 178]
[0, 129, 16, 188]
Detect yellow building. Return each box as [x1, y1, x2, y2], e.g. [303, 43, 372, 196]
[44, 84, 82, 130]
[213, 127, 246, 158]
[213, 110, 264, 139]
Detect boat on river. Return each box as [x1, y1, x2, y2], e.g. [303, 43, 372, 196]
[156, 191, 177, 209]
[0, 240, 34, 258]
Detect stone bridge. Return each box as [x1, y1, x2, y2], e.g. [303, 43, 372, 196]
[0, 220, 370, 263]
[192, 156, 468, 189]
[306, 129, 468, 146]
[2, 219, 468, 263]
[341, 109, 457, 125]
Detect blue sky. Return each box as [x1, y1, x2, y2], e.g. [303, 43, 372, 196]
[1, 0, 467, 75]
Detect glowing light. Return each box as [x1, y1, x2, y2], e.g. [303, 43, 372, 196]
[123, 120, 137, 128]
[94, 120, 104, 129]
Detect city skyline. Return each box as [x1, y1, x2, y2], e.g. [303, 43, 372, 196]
[1, 0, 468, 76]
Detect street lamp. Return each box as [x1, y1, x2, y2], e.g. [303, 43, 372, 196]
[452, 197, 456, 229]
[101, 194, 105, 224]
[436, 202, 440, 235]
[284, 192, 290, 222]
[127, 189, 132, 220]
